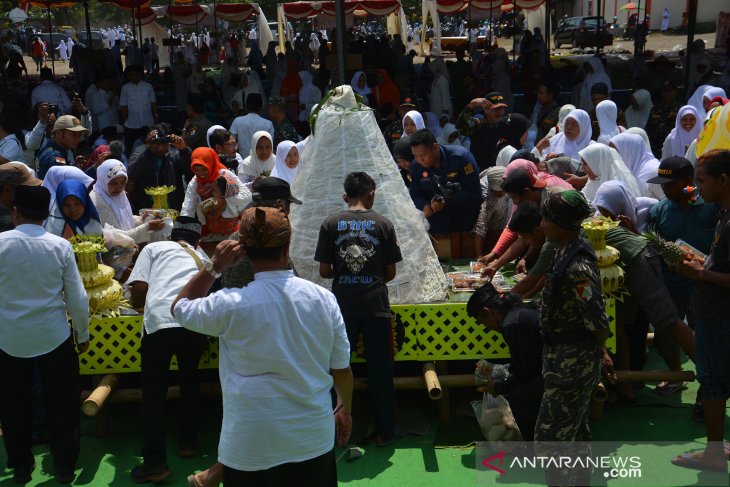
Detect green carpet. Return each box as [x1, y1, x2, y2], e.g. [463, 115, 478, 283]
[1, 350, 728, 486]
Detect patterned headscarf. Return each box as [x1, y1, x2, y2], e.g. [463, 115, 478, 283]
[238, 207, 290, 248]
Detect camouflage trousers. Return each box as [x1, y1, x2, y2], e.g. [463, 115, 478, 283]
[534, 346, 600, 486]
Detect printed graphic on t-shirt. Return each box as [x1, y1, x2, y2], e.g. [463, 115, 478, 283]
[335, 219, 379, 281]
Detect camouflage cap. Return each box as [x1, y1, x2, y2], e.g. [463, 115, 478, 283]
[238, 207, 291, 248]
[541, 190, 591, 231]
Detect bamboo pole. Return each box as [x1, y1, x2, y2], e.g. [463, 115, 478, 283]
[81, 374, 119, 417]
[423, 362, 442, 400]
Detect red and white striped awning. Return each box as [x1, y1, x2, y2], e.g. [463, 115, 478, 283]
[281, 0, 401, 19]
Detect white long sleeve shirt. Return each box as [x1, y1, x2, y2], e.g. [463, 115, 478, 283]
[173, 270, 351, 471]
[0, 224, 89, 357]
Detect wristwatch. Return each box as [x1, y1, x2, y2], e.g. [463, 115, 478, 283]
[203, 261, 222, 279]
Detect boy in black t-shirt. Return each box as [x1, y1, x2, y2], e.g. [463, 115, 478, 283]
[672, 149, 730, 473]
[315, 172, 403, 445]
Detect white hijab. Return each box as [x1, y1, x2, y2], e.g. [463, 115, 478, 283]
[557, 104, 576, 132]
[666, 105, 701, 158]
[270, 140, 301, 185]
[547, 109, 594, 161]
[595, 100, 623, 145]
[579, 143, 640, 201]
[700, 87, 727, 116]
[93, 159, 135, 230]
[401, 110, 426, 138]
[625, 89, 653, 129]
[580, 57, 612, 110]
[437, 123, 461, 146]
[592, 180, 656, 232]
[687, 84, 712, 117]
[350, 71, 371, 97]
[42, 166, 94, 209]
[610, 132, 660, 198]
[240, 131, 276, 178]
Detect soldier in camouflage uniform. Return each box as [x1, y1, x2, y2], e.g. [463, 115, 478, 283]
[268, 96, 300, 149]
[645, 82, 681, 157]
[535, 190, 611, 486]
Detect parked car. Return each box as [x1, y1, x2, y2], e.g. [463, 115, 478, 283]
[554, 16, 613, 49]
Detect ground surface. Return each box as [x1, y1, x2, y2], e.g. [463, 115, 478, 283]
[0, 348, 727, 486]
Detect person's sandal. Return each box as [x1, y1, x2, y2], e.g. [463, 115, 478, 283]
[654, 381, 688, 397]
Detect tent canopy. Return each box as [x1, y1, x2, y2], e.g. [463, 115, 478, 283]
[281, 0, 401, 18]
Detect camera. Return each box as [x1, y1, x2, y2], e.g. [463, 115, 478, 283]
[431, 175, 462, 200]
[47, 104, 59, 114]
[151, 136, 172, 144]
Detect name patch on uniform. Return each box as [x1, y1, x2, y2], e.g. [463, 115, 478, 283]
[447, 171, 458, 178]
[464, 163, 475, 175]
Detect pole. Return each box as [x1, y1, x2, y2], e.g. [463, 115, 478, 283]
[168, 0, 173, 67]
[544, 0, 551, 65]
[194, 0, 200, 41]
[633, 0, 641, 58]
[335, 0, 345, 85]
[596, 0, 601, 53]
[683, 0, 698, 99]
[137, 0, 143, 48]
[84, 0, 92, 48]
[213, 0, 217, 34]
[47, 4, 55, 74]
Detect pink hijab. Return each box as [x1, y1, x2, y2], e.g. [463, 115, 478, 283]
[504, 159, 574, 190]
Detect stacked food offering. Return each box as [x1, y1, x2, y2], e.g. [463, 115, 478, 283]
[70, 235, 126, 316]
[582, 217, 624, 293]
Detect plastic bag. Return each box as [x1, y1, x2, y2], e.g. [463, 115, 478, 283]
[472, 393, 523, 444]
[102, 225, 136, 279]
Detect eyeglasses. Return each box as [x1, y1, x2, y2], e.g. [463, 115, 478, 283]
[223, 142, 238, 147]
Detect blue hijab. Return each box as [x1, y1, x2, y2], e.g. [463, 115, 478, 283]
[56, 179, 100, 233]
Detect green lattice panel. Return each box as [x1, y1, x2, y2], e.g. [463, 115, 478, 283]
[411, 303, 511, 360]
[79, 316, 219, 375]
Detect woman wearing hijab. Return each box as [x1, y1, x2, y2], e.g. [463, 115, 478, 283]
[297, 70, 321, 122]
[90, 159, 164, 243]
[270, 140, 305, 185]
[45, 179, 103, 239]
[181, 147, 251, 238]
[610, 132, 664, 200]
[350, 71, 372, 106]
[238, 131, 276, 183]
[82, 144, 112, 178]
[579, 57, 612, 110]
[592, 180, 657, 234]
[595, 100, 625, 145]
[625, 89, 654, 129]
[687, 85, 727, 119]
[437, 123, 464, 147]
[578, 143, 640, 202]
[537, 108, 594, 170]
[401, 110, 425, 140]
[429, 56, 452, 118]
[495, 114, 531, 167]
[42, 166, 94, 209]
[662, 105, 701, 159]
[545, 104, 576, 139]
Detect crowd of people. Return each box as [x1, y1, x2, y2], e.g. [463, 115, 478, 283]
[1, 18, 730, 486]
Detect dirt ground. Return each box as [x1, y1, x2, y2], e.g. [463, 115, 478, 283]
[25, 30, 721, 77]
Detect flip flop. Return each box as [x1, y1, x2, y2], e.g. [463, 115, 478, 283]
[654, 381, 688, 397]
[671, 451, 728, 472]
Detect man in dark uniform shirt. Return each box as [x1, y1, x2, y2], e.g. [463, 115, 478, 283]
[408, 129, 482, 233]
[455, 92, 509, 170]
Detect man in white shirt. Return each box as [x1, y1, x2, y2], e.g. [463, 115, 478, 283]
[172, 207, 353, 486]
[0, 185, 89, 485]
[229, 93, 273, 159]
[30, 68, 72, 115]
[120, 65, 158, 156]
[89, 76, 119, 134]
[127, 216, 209, 483]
